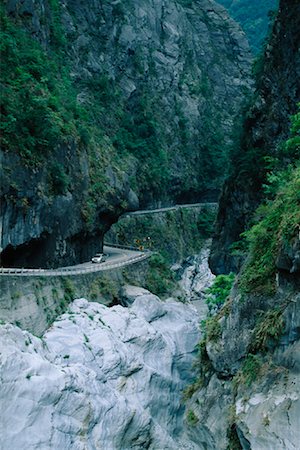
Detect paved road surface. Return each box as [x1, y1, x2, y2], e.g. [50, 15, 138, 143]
[1, 202, 216, 276]
[0, 245, 150, 276]
[124, 202, 217, 217]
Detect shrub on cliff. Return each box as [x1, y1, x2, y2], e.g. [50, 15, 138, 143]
[239, 108, 300, 294]
[205, 273, 235, 313]
[0, 6, 80, 164]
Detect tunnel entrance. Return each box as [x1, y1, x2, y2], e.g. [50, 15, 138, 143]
[1, 233, 50, 268]
[1, 231, 105, 269]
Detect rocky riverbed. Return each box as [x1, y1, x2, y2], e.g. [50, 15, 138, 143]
[0, 291, 202, 450]
[173, 243, 215, 316]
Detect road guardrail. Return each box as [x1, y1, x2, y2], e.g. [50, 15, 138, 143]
[0, 250, 152, 277]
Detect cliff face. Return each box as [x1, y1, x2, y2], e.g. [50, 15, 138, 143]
[1, 0, 252, 268]
[185, 283, 300, 450]
[217, 0, 279, 54]
[184, 2, 300, 448]
[209, 0, 300, 275]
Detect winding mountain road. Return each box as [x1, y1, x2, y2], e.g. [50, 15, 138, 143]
[124, 202, 217, 216]
[0, 202, 217, 276]
[0, 245, 150, 277]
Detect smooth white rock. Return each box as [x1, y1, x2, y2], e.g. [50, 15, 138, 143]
[174, 244, 215, 318]
[0, 292, 201, 450]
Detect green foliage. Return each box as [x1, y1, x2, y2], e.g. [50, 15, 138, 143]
[204, 316, 222, 342]
[11, 291, 21, 300]
[262, 105, 300, 198]
[49, 162, 70, 194]
[239, 107, 300, 294]
[145, 253, 177, 296]
[250, 309, 285, 353]
[182, 339, 213, 399]
[226, 425, 243, 450]
[196, 207, 216, 238]
[0, 6, 79, 164]
[0, 3, 233, 212]
[108, 206, 217, 264]
[48, 0, 67, 48]
[186, 410, 199, 426]
[61, 278, 76, 303]
[205, 273, 235, 313]
[113, 94, 170, 197]
[239, 165, 300, 294]
[284, 109, 300, 159]
[89, 276, 118, 302]
[182, 378, 203, 401]
[233, 354, 262, 388]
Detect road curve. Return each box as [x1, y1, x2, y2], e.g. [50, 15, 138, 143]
[1, 202, 216, 276]
[123, 202, 217, 217]
[0, 245, 151, 277]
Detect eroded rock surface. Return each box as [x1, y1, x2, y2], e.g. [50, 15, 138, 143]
[173, 243, 215, 317]
[0, 292, 201, 449]
[209, 0, 300, 275]
[185, 282, 300, 450]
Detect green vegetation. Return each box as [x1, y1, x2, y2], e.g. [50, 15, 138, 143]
[145, 253, 177, 296]
[182, 274, 234, 397]
[182, 339, 213, 400]
[61, 278, 76, 303]
[182, 107, 299, 398]
[217, 0, 279, 54]
[205, 273, 235, 313]
[239, 165, 300, 294]
[49, 162, 70, 195]
[186, 409, 199, 426]
[204, 316, 222, 342]
[226, 425, 243, 450]
[182, 378, 203, 401]
[0, 1, 242, 222]
[11, 291, 21, 300]
[233, 354, 262, 388]
[113, 94, 170, 197]
[250, 309, 285, 353]
[239, 107, 300, 294]
[89, 276, 119, 303]
[0, 5, 80, 164]
[107, 206, 217, 264]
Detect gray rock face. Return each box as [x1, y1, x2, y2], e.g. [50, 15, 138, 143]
[277, 234, 300, 276]
[184, 277, 300, 449]
[173, 243, 215, 317]
[61, 0, 252, 206]
[0, 292, 201, 449]
[0, 145, 137, 268]
[186, 361, 300, 450]
[1, 0, 252, 268]
[209, 0, 300, 275]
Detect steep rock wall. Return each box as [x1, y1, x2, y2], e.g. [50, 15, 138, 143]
[106, 203, 217, 262]
[1, 0, 252, 268]
[184, 273, 300, 449]
[209, 0, 300, 275]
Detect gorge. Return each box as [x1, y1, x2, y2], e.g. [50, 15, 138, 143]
[1, 0, 300, 449]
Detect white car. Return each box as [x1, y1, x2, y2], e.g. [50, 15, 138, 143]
[91, 253, 107, 263]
